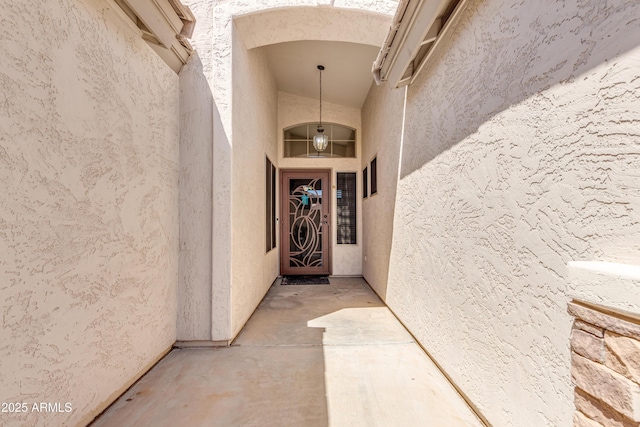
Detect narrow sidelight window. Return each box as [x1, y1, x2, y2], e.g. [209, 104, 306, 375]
[266, 156, 277, 252]
[337, 172, 357, 244]
[370, 157, 377, 195]
[363, 167, 368, 199]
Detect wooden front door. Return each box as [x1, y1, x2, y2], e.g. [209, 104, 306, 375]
[281, 170, 331, 275]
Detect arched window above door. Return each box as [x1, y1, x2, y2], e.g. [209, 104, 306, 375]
[283, 123, 356, 158]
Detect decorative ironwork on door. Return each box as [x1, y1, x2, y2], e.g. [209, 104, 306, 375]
[281, 171, 331, 275]
[289, 178, 323, 268]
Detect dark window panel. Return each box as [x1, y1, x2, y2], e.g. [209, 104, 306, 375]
[337, 172, 357, 244]
[370, 157, 377, 195]
[266, 157, 276, 252]
[363, 167, 368, 199]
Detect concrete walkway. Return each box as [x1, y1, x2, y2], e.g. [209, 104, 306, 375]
[91, 277, 484, 427]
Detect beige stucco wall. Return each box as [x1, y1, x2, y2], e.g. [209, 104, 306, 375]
[177, 0, 215, 341]
[201, 0, 397, 340]
[230, 27, 280, 338]
[279, 92, 364, 276]
[361, 83, 406, 296]
[178, 0, 234, 342]
[361, 0, 640, 425]
[0, 0, 179, 425]
[177, 53, 214, 340]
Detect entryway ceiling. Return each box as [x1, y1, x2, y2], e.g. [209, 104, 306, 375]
[261, 40, 381, 109]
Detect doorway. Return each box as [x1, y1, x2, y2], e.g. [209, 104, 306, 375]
[280, 170, 331, 276]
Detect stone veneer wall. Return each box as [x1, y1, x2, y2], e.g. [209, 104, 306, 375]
[569, 301, 640, 427]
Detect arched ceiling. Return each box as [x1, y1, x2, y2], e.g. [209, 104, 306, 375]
[234, 7, 393, 49]
[234, 6, 394, 108]
[260, 40, 381, 109]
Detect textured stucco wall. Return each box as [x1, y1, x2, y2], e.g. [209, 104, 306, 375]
[362, 0, 640, 425]
[568, 261, 640, 315]
[361, 83, 405, 296]
[177, 51, 213, 341]
[177, 0, 215, 341]
[230, 27, 280, 337]
[0, 0, 179, 425]
[279, 92, 364, 276]
[205, 0, 397, 340]
[179, 0, 233, 342]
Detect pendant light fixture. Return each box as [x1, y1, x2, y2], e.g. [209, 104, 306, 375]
[313, 65, 329, 152]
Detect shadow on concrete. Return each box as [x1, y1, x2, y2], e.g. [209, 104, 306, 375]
[89, 278, 483, 426]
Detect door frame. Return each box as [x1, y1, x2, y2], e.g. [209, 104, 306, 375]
[280, 169, 332, 276]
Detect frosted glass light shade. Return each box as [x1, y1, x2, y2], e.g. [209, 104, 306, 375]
[313, 131, 329, 152]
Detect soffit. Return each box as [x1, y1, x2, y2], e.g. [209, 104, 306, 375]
[105, 0, 195, 73]
[372, 0, 469, 88]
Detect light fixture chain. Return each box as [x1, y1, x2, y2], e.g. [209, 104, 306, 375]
[319, 69, 322, 126]
[313, 65, 328, 153]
